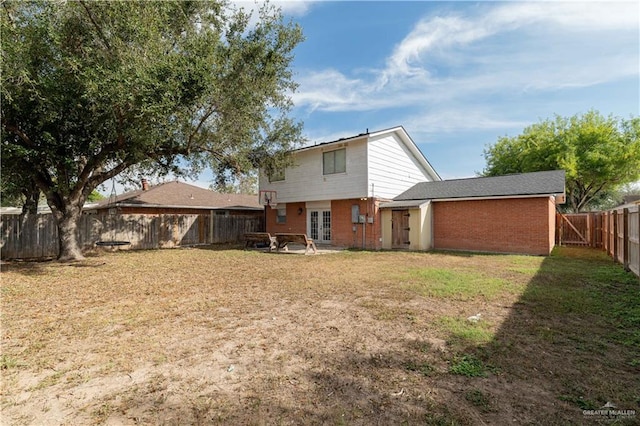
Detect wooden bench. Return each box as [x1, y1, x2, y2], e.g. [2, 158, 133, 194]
[274, 233, 317, 255]
[243, 232, 277, 252]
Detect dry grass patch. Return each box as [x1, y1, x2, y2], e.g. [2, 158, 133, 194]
[1, 246, 638, 425]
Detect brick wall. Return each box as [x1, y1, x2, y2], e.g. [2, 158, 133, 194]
[264, 198, 383, 249]
[433, 197, 554, 255]
[330, 199, 382, 249]
[265, 202, 307, 234]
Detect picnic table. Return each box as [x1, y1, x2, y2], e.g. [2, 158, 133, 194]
[243, 232, 277, 252]
[274, 233, 317, 255]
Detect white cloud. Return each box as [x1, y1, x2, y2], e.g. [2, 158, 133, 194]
[293, 1, 639, 133]
[229, 0, 316, 20]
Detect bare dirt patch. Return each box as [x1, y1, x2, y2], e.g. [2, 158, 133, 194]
[1, 247, 638, 425]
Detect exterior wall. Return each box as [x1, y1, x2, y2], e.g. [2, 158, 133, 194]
[260, 137, 369, 203]
[548, 196, 557, 251]
[432, 197, 555, 255]
[380, 203, 433, 250]
[368, 133, 437, 199]
[412, 202, 432, 251]
[265, 198, 383, 249]
[330, 199, 382, 249]
[265, 202, 307, 234]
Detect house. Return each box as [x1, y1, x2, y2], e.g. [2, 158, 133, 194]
[380, 170, 566, 255]
[84, 180, 263, 217]
[258, 126, 441, 248]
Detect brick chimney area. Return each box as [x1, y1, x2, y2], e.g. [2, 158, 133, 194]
[141, 178, 149, 191]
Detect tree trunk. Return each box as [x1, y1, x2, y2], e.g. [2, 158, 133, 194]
[51, 202, 85, 261]
[21, 188, 40, 215]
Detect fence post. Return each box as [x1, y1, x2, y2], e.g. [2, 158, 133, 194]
[612, 211, 618, 262]
[210, 211, 214, 244]
[623, 208, 629, 271]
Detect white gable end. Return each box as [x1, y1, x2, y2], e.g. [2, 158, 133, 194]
[258, 127, 440, 203]
[367, 130, 439, 200]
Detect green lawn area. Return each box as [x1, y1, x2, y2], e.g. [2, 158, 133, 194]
[1, 246, 638, 425]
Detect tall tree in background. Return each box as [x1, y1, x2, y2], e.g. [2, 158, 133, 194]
[1, 1, 303, 260]
[483, 111, 640, 212]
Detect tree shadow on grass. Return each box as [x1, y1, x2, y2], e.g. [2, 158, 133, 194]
[469, 247, 640, 425]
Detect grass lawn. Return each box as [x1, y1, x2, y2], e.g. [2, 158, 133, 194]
[1, 246, 639, 425]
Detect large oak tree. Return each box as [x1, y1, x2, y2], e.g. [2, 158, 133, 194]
[1, 0, 303, 260]
[483, 111, 640, 213]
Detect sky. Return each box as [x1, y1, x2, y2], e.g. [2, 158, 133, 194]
[114, 0, 640, 193]
[276, 0, 639, 180]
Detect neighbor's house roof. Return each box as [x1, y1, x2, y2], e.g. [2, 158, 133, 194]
[381, 170, 565, 209]
[84, 181, 262, 211]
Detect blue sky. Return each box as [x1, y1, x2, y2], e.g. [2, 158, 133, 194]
[269, 0, 639, 180]
[115, 0, 637, 194]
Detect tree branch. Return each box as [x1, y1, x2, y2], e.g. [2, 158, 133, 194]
[2, 121, 35, 147]
[78, 0, 112, 52]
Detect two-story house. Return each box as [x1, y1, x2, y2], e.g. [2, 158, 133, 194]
[258, 126, 441, 249]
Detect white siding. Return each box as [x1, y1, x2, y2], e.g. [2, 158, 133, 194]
[260, 138, 369, 203]
[368, 133, 435, 199]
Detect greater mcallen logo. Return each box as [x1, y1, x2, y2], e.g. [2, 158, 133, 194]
[583, 402, 636, 421]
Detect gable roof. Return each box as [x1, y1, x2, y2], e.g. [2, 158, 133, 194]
[296, 125, 441, 182]
[392, 170, 565, 202]
[87, 181, 262, 211]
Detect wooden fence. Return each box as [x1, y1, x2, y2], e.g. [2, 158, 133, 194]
[602, 206, 639, 278]
[1, 213, 263, 260]
[557, 206, 639, 278]
[556, 212, 603, 247]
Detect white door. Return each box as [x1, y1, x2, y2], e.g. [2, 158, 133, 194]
[309, 210, 331, 244]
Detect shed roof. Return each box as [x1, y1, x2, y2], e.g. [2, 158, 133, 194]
[86, 181, 262, 211]
[392, 170, 565, 202]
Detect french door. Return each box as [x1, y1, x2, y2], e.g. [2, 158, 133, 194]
[309, 210, 331, 244]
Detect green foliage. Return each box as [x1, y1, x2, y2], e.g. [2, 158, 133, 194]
[1, 0, 303, 259]
[435, 316, 494, 348]
[483, 111, 640, 212]
[449, 354, 488, 377]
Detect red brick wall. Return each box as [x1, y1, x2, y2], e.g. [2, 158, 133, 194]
[265, 202, 307, 234]
[330, 199, 382, 249]
[264, 199, 383, 249]
[433, 197, 554, 255]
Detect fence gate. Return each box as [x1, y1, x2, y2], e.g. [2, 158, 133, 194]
[556, 212, 603, 248]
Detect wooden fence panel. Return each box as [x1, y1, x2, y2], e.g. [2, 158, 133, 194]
[211, 215, 263, 243]
[627, 206, 639, 277]
[1, 213, 263, 260]
[616, 210, 625, 265]
[556, 212, 602, 247]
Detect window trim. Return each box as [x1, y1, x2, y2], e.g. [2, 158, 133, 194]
[323, 148, 346, 175]
[276, 205, 286, 224]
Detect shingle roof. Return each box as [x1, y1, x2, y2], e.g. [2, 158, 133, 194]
[89, 181, 262, 210]
[394, 170, 565, 201]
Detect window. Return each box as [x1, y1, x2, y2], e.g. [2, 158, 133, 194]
[276, 205, 286, 224]
[323, 148, 346, 175]
[269, 169, 285, 182]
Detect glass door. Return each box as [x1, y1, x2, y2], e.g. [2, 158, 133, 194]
[309, 209, 331, 244]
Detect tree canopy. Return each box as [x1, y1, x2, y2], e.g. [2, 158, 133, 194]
[483, 111, 640, 212]
[1, 0, 304, 260]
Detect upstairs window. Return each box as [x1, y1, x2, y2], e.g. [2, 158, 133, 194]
[323, 148, 346, 175]
[268, 169, 285, 182]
